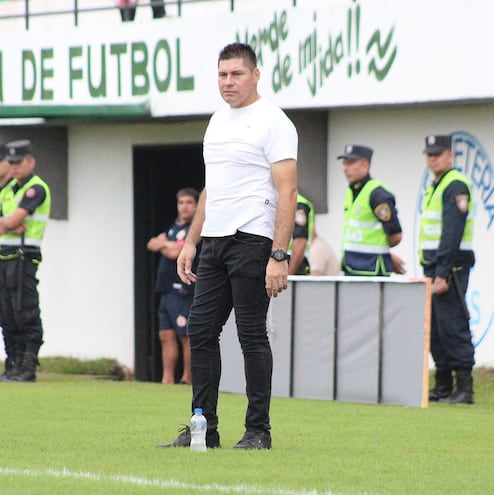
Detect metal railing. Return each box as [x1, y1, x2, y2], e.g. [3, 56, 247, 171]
[0, 0, 297, 30]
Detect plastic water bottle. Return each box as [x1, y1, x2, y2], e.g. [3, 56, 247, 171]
[190, 408, 207, 452]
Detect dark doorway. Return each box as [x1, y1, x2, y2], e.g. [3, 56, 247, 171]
[133, 144, 205, 382]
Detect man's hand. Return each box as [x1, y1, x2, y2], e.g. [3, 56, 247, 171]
[11, 224, 26, 235]
[176, 242, 197, 285]
[391, 253, 406, 274]
[431, 276, 449, 295]
[0, 220, 26, 235]
[265, 258, 288, 298]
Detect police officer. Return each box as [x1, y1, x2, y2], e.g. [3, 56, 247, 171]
[288, 193, 314, 275]
[0, 140, 51, 382]
[338, 144, 404, 276]
[419, 134, 475, 404]
[147, 187, 199, 385]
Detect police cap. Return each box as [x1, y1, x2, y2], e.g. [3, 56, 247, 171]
[337, 144, 373, 162]
[6, 140, 33, 163]
[423, 134, 452, 154]
[0, 144, 7, 161]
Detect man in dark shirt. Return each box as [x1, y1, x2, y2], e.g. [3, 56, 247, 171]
[419, 134, 475, 404]
[147, 188, 199, 385]
[338, 144, 404, 276]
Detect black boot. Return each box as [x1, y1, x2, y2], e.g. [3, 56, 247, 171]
[429, 369, 453, 401]
[0, 356, 16, 381]
[10, 352, 38, 382]
[440, 369, 474, 404]
[0, 354, 22, 382]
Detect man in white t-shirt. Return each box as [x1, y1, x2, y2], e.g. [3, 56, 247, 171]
[160, 43, 297, 450]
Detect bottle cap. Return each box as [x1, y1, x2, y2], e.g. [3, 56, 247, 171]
[194, 407, 203, 415]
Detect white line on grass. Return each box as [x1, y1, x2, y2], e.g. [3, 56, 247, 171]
[0, 466, 377, 495]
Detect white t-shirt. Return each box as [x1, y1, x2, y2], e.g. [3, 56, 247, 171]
[202, 97, 297, 240]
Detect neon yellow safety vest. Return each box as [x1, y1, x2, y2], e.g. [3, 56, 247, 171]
[419, 169, 474, 265]
[0, 178, 14, 209]
[343, 179, 391, 276]
[1, 175, 51, 248]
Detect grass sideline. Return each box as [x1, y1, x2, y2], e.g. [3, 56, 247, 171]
[0, 369, 493, 495]
[38, 356, 131, 380]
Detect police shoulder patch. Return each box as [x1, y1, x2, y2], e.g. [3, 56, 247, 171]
[455, 194, 469, 213]
[295, 208, 307, 226]
[374, 202, 392, 222]
[25, 187, 36, 199]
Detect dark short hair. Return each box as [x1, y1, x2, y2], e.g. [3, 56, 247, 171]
[176, 187, 199, 203]
[218, 43, 257, 68]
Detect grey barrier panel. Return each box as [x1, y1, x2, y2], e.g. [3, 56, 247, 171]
[336, 282, 381, 403]
[381, 282, 429, 407]
[292, 281, 335, 399]
[219, 277, 429, 408]
[218, 285, 294, 396]
[218, 311, 244, 394]
[269, 284, 293, 397]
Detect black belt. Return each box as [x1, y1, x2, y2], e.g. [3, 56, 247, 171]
[0, 246, 40, 258]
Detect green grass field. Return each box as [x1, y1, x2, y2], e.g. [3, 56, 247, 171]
[1, 369, 493, 495]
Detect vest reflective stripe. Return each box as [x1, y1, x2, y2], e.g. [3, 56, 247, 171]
[421, 240, 473, 250]
[343, 243, 390, 254]
[346, 218, 383, 230]
[28, 213, 49, 222]
[422, 210, 474, 221]
[1, 175, 51, 248]
[1, 237, 42, 247]
[419, 169, 474, 264]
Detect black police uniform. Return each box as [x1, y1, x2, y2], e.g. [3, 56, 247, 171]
[421, 133, 475, 404]
[0, 141, 50, 383]
[422, 174, 475, 402]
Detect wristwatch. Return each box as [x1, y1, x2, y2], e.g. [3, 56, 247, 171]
[270, 249, 290, 262]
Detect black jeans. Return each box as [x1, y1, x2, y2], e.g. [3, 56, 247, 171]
[188, 231, 273, 432]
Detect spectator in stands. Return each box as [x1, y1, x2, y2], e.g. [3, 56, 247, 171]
[118, 0, 165, 22]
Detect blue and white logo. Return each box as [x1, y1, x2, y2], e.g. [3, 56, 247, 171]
[414, 131, 494, 351]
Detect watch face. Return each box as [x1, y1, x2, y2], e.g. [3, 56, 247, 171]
[272, 249, 287, 261]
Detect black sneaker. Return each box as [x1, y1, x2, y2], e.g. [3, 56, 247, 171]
[233, 429, 272, 450]
[156, 425, 221, 448]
